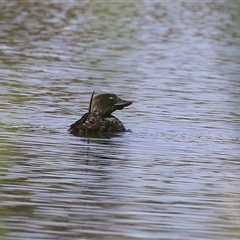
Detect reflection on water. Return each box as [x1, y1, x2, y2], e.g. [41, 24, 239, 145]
[1, 1, 240, 239]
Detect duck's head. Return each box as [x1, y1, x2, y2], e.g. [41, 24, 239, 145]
[90, 93, 132, 117]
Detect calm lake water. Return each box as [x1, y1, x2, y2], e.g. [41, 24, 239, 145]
[1, 1, 240, 239]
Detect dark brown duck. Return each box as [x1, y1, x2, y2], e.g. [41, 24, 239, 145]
[69, 91, 132, 137]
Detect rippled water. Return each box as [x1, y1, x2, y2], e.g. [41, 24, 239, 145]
[1, 1, 240, 239]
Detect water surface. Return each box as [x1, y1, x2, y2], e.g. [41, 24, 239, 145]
[1, 1, 240, 240]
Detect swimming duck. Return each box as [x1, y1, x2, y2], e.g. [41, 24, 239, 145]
[69, 91, 132, 137]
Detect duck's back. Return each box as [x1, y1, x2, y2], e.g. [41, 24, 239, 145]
[69, 113, 89, 135]
[69, 113, 126, 136]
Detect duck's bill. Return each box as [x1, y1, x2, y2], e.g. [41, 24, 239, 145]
[115, 98, 132, 110]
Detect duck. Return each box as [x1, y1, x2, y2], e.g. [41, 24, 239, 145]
[69, 91, 132, 137]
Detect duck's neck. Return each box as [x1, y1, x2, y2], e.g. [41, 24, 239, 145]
[90, 108, 114, 118]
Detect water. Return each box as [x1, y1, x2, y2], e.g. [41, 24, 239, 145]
[1, 1, 240, 239]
